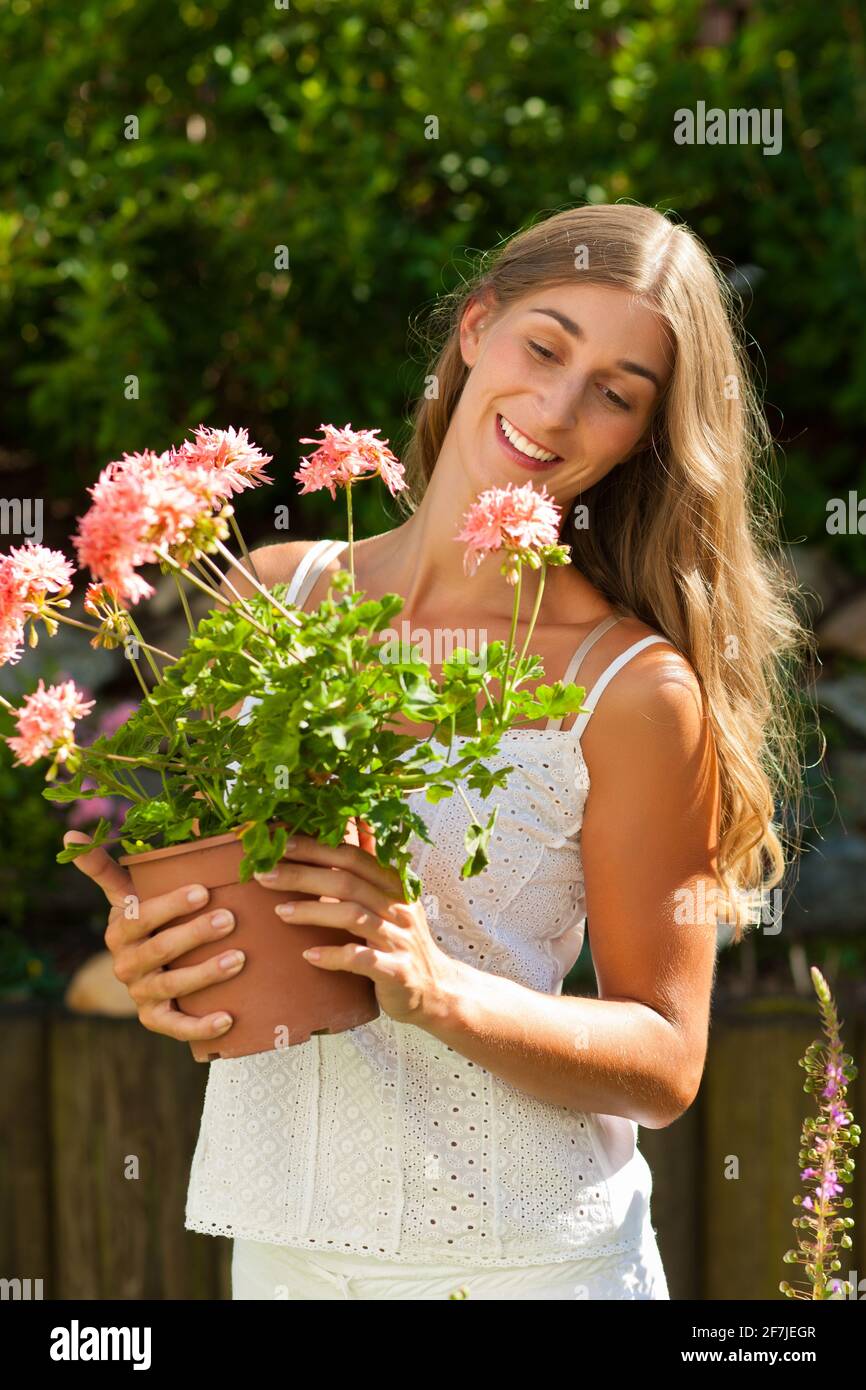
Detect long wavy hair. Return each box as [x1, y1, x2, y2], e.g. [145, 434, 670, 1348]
[393, 202, 818, 946]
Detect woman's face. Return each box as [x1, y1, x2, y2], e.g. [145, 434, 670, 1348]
[456, 282, 675, 505]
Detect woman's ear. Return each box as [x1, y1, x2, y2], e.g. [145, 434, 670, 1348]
[460, 291, 497, 368]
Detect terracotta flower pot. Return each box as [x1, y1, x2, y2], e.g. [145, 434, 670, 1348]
[118, 818, 380, 1062]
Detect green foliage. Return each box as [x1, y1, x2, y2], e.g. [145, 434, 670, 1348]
[48, 582, 586, 902]
[0, 1, 861, 560]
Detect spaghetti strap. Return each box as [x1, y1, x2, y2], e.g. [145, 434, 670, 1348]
[287, 539, 348, 610]
[569, 634, 672, 739]
[544, 613, 626, 730]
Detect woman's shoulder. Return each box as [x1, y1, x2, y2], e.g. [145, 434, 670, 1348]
[586, 609, 707, 754]
[607, 609, 700, 692]
[226, 538, 339, 603]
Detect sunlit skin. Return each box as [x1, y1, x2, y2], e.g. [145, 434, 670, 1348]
[68, 283, 720, 1129]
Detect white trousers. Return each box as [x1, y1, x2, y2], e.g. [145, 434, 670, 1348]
[232, 1222, 670, 1300]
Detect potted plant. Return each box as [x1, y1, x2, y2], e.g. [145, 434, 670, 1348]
[0, 424, 588, 1061]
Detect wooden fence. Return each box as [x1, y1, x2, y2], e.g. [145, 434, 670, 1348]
[1, 996, 864, 1300]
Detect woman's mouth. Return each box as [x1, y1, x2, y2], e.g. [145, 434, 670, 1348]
[495, 413, 563, 471]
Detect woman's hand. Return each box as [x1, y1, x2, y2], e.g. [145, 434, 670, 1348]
[63, 830, 246, 1043]
[253, 820, 463, 1027]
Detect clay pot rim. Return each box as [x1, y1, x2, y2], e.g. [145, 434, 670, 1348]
[118, 825, 267, 867]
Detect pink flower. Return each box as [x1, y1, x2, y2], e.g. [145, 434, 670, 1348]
[5, 678, 95, 768]
[295, 423, 406, 499]
[83, 582, 113, 616]
[3, 543, 75, 603]
[73, 433, 256, 607]
[173, 425, 274, 498]
[73, 452, 165, 607]
[0, 543, 76, 667]
[455, 482, 563, 578]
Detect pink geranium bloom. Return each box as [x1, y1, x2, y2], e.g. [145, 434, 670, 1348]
[73, 452, 165, 607]
[295, 423, 407, 499]
[3, 543, 75, 604]
[73, 436, 251, 607]
[455, 482, 562, 577]
[173, 425, 274, 498]
[5, 678, 95, 767]
[0, 543, 76, 667]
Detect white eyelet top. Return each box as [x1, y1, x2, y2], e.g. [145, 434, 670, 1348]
[184, 539, 676, 1265]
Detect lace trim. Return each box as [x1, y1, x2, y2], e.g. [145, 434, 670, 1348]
[184, 1215, 647, 1266]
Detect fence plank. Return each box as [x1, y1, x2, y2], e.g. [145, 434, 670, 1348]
[639, 1102, 701, 1299]
[49, 1010, 226, 1299]
[703, 1001, 841, 1300]
[0, 1004, 52, 1295]
[1, 999, 861, 1300]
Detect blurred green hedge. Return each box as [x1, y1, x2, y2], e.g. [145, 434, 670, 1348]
[0, 0, 863, 561]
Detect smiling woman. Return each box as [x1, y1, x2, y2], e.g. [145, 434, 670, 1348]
[180, 202, 813, 1301]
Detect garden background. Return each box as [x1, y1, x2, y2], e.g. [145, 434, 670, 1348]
[1, 0, 864, 1300]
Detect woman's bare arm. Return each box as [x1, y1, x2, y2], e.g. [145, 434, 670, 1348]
[419, 647, 720, 1129]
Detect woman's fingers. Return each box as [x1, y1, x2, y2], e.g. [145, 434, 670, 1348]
[255, 857, 401, 923]
[127, 945, 246, 1006]
[105, 881, 217, 951]
[356, 817, 377, 857]
[112, 907, 237, 979]
[266, 831, 403, 899]
[63, 831, 133, 909]
[137, 997, 236, 1043]
[64, 834, 241, 1045]
[276, 897, 395, 944]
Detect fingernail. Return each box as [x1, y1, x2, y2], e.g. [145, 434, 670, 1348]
[302, 948, 320, 960]
[211, 910, 234, 930]
[219, 951, 244, 970]
[255, 870, 278, 883]
[213, 1014, 232, 1031]
[276, 903, 294, 916]
[187, 885, 208, 905]
[284, 840, 297, 850]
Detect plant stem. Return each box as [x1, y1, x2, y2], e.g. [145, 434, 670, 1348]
[211, 537, 301, 626]
[455, 782, 477, 820]
[515, 560, 547, 674]
[229, 512, 259, 584]
[497, 561, 522, 722]
[196, 551, 280, 632]
[173, 572, 196, 635]
[49, 611, 177, 663]
[128, 655, 153, 704]
[346, 483, 356, 591]
[154, 548, 271, 640]
[125, 613, 164, 686]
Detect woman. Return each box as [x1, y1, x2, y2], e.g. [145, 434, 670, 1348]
[67, 202, 809, 1300]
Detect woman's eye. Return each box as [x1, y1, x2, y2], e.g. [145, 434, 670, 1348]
[600, 385, 631, 411]
[528, 339, 556, 362]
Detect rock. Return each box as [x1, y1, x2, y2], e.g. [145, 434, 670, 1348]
[64, 950, 138, 1017]
[818, 590, 866, 660]
[817, 674, 866, 739]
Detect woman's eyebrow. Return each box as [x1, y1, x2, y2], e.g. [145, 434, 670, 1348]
[528, 307, 661, 390]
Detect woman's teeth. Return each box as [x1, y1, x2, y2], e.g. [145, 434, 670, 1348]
[498, 414, 561, 462]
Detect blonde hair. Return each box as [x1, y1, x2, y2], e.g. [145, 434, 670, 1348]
[394, 202, 819, 945]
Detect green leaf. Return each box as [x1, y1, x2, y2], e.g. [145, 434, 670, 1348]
[55, 817, 115, 862]
[461, 806, 499, 878]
